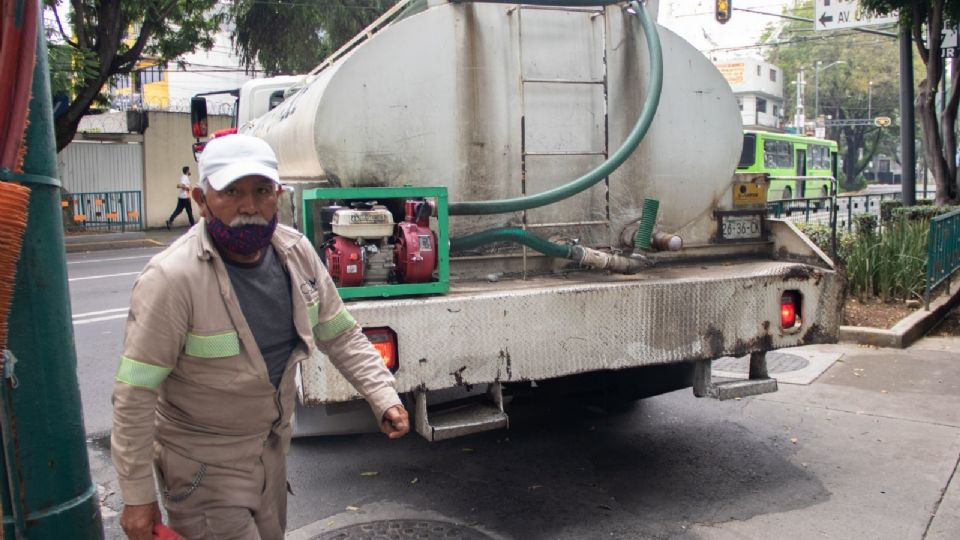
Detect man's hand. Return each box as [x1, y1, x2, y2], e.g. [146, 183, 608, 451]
[120, 501, 163, 540]
[380, 405, 410, 439]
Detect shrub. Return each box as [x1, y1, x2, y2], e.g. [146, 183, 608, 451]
[795, 222, 854, 263]
[846, 216, 928, 301]
[853, 214, 878, 237]
[892, 205, 959, 222]
[880, 200, 903, 224]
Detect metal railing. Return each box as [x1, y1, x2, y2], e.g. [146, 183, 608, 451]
[766, 175, 839, 257]
[925, 209, 960, 309]
[61, 190, 143, 232]
[767, 187, 936, 232]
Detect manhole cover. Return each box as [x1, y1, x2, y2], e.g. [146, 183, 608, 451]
[311, 519, 494, 540]
[712, 352, 809, 374]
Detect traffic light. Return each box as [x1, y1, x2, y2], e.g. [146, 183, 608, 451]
[716, 0, 732, 24]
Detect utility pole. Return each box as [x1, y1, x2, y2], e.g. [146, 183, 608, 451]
[900, 26, 915, 205]
[0, 5, 103, 538]
[794, 69, 806, 132]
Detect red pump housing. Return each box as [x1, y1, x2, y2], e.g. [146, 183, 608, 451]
[393, 200, 437, 283]
[325, 236, 365, 287]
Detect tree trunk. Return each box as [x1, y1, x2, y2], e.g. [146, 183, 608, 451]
[911, 0, 952, 203]
[919, 80, 952, 203]
[54, 71, 111, 151]
[843, 129, 864, 190]
[942, 58, 959, 191]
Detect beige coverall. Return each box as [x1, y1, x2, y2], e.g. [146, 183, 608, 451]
[112, 222, 401, 539]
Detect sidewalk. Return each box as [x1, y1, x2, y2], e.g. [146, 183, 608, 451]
[64, 226, 189, 253]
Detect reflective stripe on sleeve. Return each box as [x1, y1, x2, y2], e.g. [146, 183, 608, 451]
[314, 308, 356, 341]
[184, 331, 241, 358]
[307, 302, 319, 328]
[115, 356, 172, 389]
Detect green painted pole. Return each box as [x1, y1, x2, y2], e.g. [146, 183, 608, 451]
[0, 5, 104, 537]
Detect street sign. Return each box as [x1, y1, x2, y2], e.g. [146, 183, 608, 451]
[824, 118, 897, 127]
[942, 22, 959, 58]
[815, 0, 898, 32]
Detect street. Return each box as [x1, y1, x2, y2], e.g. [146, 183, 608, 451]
[70, 247, 960, 539]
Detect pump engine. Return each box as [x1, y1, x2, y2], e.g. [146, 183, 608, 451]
[322, 199, 437, 287]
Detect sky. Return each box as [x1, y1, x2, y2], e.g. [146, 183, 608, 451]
[658, 0, 796, 61]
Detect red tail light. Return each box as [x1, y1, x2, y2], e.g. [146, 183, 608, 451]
[363, 327, 398, 373]
[213, 127, 238, 137]
[780, 291, 801, 329]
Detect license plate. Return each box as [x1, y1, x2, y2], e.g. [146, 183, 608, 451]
[721, 215, 762, 240]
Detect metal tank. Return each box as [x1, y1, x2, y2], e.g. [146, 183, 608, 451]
[246, 0, 742, 249]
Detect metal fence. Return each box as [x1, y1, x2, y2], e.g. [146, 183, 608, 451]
[767, 190, 935, 232]
[767, 185, 938, 244]
[925, 209, 960, 308]
[61, 190, 143, 232]
[766, 186, 960, 311]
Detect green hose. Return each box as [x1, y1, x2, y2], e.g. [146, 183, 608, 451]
[634, 197, 659, 251]
[451, 227, 652, 274]
[451, 228, 573, 259]
[448, 0, 663, 216]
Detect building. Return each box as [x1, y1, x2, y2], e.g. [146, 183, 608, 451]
[107, 17, 252, 115]
[714, 58, 784, 131]
[62, 14, 257, 230]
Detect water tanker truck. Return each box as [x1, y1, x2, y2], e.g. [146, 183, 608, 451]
[190, 0, 843, 441]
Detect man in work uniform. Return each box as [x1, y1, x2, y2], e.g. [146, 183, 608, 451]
[112, 134, 410, 540]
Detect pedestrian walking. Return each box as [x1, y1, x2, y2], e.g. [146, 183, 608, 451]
[166, 165, 195, 229]
[113, 134, 409, 540]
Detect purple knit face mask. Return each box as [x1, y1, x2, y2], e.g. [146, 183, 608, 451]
[206, 212, 278, 256]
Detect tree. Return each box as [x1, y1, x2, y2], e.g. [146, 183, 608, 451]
[229, 0, 395, 76]
[860, 0, 960, 204]
[44, 0, 223, 152]
[761, 0, 903, 190]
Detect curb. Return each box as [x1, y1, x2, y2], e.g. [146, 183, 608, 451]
[65, 238, 164, 253]
[839, 286, 960, 348]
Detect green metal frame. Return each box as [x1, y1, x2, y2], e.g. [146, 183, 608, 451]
[925, 209, 960, 308]
[303, 186, 449, 299]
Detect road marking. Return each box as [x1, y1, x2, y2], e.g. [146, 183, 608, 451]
[73, 307, 129, 319]
[73, 313, 129, 325]
[69, 271, 140, 282]
[68, 255, 154, 265]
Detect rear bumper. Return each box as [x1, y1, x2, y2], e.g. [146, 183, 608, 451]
[300, 258, 843, 405]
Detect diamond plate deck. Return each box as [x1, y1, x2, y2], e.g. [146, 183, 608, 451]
[300, 259, 842, 405]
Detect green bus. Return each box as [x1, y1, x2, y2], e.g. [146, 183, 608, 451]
[737, 130, 839, 200]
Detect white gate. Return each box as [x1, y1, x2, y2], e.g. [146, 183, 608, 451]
[58, 139, 143, 194]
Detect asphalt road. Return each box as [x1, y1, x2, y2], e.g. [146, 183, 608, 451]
[69, 247, 164, 436]
[68, 247, 960, 539]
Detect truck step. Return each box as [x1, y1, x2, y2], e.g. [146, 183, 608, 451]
[707, 378, 778, 400]
[415, 383, 509, 441]
[693, 352, 779, 400]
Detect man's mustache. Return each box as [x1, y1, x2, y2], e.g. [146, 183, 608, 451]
[228, 215, 271, 227]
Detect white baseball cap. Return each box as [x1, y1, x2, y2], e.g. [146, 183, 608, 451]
[199, 134, 281, 191]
